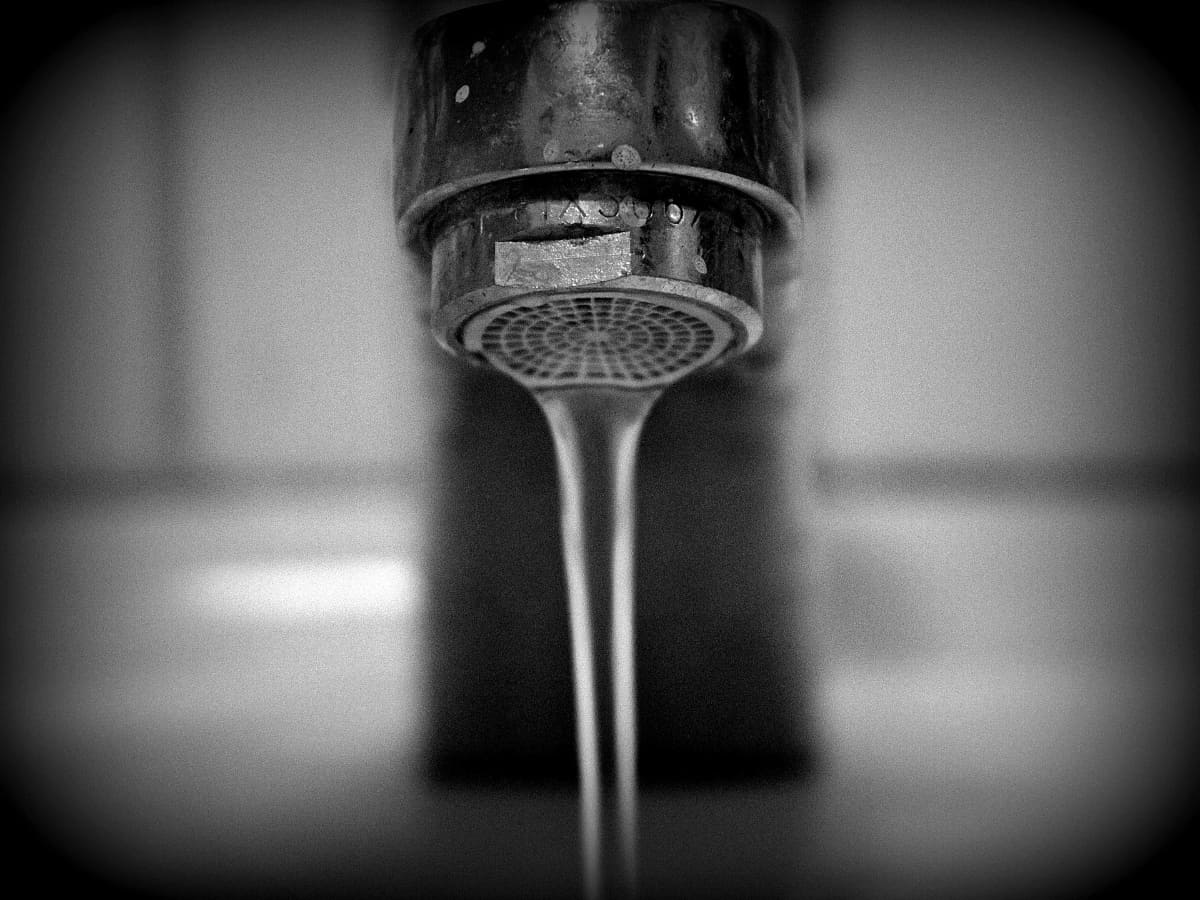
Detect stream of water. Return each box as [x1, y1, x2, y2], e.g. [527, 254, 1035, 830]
[536, 386, 662, 900]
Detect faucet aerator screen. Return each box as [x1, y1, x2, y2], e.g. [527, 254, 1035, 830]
[394, 0, 805, 390]
[462, 291, 733, 389]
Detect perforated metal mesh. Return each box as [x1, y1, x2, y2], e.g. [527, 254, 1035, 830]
[461, 293, 735, 389]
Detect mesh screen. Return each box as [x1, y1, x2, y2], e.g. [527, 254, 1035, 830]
[461, 293, 733, 388]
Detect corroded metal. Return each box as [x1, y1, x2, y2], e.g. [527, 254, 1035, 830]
[493, 232, 633, 289]
[396, 0, 813, 790]
[395, 0, 804, 248]
[425, 174, 765, 359]
[395, 1, 803, 371]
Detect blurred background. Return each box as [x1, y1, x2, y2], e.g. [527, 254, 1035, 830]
[1, 1, 1197, 897]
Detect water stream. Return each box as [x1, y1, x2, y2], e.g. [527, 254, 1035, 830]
[535, 386, 662, 900]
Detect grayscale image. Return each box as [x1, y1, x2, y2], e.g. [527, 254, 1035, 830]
[1, 1, 1196, 897]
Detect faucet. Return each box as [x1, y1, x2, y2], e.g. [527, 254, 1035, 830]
[393, 0, 811, 787]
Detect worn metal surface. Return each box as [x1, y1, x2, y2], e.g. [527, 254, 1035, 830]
[395, 0, 811, 787]
[494, 232, 633, 289]
[425, 175, 765, 357]
[394, 0, 804, 245]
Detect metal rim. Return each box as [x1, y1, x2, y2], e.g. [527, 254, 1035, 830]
[396, 162, 803, 253]
[435, 277, 763, 358]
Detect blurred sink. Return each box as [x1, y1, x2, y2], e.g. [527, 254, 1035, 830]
[2, 485, 1195, 897]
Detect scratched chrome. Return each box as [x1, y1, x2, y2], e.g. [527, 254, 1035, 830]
[394, 0, 804, 246]
[426, 183, 765, 361]
[494, 232, 633, 290]
[395, 0, 803, 376]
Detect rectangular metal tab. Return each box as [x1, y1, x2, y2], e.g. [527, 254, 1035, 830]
[494, 231, 631, 289]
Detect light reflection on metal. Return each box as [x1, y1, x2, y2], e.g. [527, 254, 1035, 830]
[394, 0, 804, 366]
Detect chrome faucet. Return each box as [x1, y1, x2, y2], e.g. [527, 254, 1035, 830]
[393, 0, 812, 785]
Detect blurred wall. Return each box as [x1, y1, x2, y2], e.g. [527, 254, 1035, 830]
[2, 0, 1196, 482]
[1, 2, 430, 480]
[0, 2, 1197, 896]
[804, 1, 1199, 463]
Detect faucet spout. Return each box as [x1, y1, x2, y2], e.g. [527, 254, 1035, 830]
[394, 0, 811, 786]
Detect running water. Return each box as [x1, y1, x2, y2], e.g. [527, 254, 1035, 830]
[535, 386, 661, 900]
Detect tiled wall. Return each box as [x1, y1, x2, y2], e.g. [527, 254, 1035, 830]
[3, 2, 1195, 478]
[2, 4, 429, 477]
